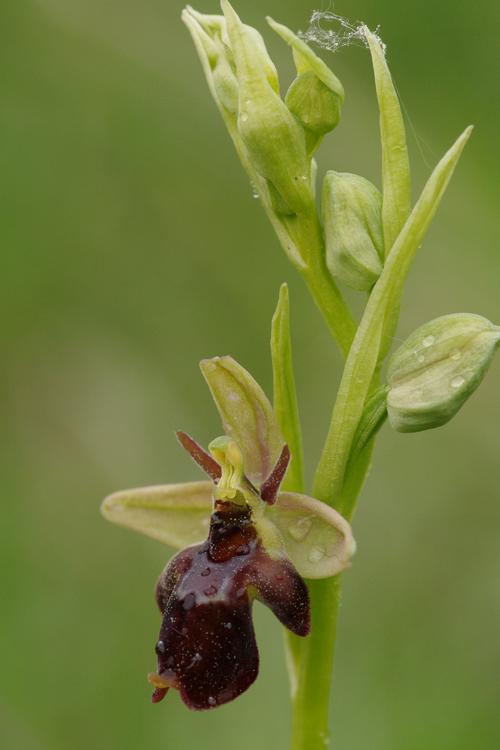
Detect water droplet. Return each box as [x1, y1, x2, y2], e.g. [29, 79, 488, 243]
[288, 517, 313, 542]
[422, 335, 435, 348]
[451, 375, 465, 389]
[182, 593, 196, 610]
[223, 622, 232, 630]
[203, 585, 218, 597]
[417, 353, 425, 364]
[208, 696, 216, 706]
[156, 640, 165, 654]
[201, 567, 211, 577]
[450, 348, 462, 361]
[300, 174, 308, 181]
[240, 112, 248, 123]
[245, 98, 252, 106]
[308, 546, 325, 563]
[236, 544, 250, 556]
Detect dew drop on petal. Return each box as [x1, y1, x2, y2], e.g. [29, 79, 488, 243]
[288, 517, 313, 542]
[450, 348, 462, 361]
[203, 585, 218, 597]
[308, 546, 325, 563]
[416, 353, 425, 364]
[182, 593, 196, 611]
[208, 696, 216, 706]
[240, 112, 249, 122]
[422, 335, 435, 348]
[451, 375, 465, 389]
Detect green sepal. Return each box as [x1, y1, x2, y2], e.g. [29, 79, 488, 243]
[387, 313, 500, 432]
[101, 479, 355, 581]
[101, 481, 212, 548]
[268, 492, 356, 579]
[200, 355, 283, 486]
[323, 171, 384, 291]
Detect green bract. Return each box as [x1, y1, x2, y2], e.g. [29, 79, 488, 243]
[323, 171, 384, 291]
[387, 314, 500, 432]
[267, 18, 344, 155]
[364, 26, 411, 256]
[102, 355, 355, 580]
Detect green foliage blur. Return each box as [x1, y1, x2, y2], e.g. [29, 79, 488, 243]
[1, 1, 499, 748]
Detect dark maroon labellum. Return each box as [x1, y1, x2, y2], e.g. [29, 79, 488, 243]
[150, 501, 310, 710]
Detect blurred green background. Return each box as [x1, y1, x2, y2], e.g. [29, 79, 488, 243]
[1, 0, 499, 748]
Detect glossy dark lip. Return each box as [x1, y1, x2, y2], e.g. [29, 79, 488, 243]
[151, 501, 310, 710]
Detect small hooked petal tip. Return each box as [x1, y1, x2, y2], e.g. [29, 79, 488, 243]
[148, 672, 173, 704]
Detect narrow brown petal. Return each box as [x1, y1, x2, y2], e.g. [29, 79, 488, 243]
[260, 444, 290, 504]
[176, 431, 222, 481]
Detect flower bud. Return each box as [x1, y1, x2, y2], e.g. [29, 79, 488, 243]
[387, 313, 500, 432]
[182, 8, 239, 116]
[221, 1, 312, 216]
[285, 71, 341, 137]
[267, 18, 344, 155]
[322, 171, 384, 291]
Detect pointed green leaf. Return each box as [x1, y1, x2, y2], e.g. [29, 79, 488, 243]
[101, 481, 212, 548]
[271, 284, 304, 492]
[380, 125, 473, 355]
[365, 27, 411, 256]
[268, 492, 355, 579]
[200, 355, 283, 486]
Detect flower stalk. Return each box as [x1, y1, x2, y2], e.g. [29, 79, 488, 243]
[100, 5, 498, 750]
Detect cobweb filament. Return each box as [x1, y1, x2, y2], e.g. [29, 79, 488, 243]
[299, 9, 386, 56]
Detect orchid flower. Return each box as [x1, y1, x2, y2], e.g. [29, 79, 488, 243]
[102, 355, 355, 709]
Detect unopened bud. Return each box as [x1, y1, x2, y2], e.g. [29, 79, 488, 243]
[322, 171, 384, 291]
[222, 1, 311, 216]
[267, 18, 344, 154]
[182, 8, 239, 116]
[387, 313, 500, 432]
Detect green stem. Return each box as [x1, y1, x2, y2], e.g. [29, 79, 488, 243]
[291, 577, 341, 750]
[290, 444, 373, 749]
[302, 254, 356, 360]
[280, 210, 357, 359]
